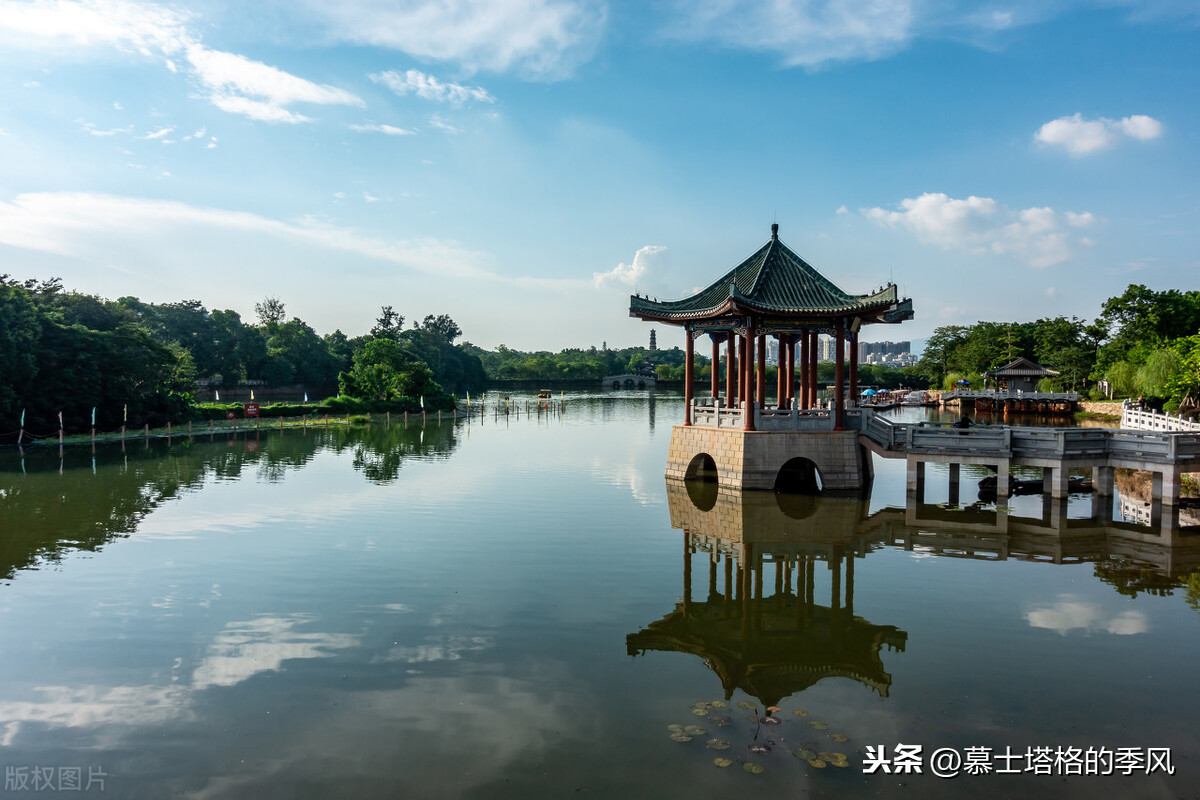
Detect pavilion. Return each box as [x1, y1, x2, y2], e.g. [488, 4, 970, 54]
[629, 224, 913, 492]
[630, 223, 913, 432]
[986, 356, 1060, 393]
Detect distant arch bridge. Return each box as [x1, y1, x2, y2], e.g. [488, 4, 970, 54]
[605, 374, 657, 390]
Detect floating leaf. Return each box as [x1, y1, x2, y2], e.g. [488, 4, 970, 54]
[710, 700, 727, 708]
[709, 715, 733, 727]
[831, 759, 850, 768]
[761, 716, 781, 726]
[684, 725, 707, 736]
[809, 721, 829, 730]
[692, 701, 710, 709]
[767, 705, 781, 713]
[706, 738, 731, 751]
[737, 701, 756, 710]
[692, 708, 709, 716]
[667, 724, 684, 732]
[793, 710, 808, 717]
[795, 748, 817, 760]
[818, 752, 840, 761]
[808, 759, 828, 769]
[713, 758, 732, 768]
[669, 732, 693, 742]
[743, 762, 765, 774]
[829, 733, 848, 743]
[748, 744, 771, 755]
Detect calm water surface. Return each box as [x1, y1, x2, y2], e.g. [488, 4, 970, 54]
[1, 392, 1198, 799]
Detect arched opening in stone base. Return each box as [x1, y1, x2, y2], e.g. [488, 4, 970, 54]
[774, 457, 823, 495]
[684, 453, 719, 511]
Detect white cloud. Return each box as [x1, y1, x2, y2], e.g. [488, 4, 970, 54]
[0, 0, 363, 123]
[666, 0, 916, 68]
[835, 204, 849, 215]
[1025, 598, 1148, 636]
[296, 0, 605, 79]
[186, 44, 363, 123]
[139, 126, 173, 140]
[191, 615, 358, 691]
[428, 115, 462, 134]
[863, 192, 1096, 268]
[371, 69, 494, 105]
[1034, 113, 1164, 156]
[350, 122, 416, 136]
[592, 245, 667, 288]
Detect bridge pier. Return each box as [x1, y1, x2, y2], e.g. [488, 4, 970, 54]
[906, 455, 1009, 501]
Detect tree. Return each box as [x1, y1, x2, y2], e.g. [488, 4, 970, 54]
[371, 306, 404, 340]
[255, 296, 286, 328]
[420, 314, 462, 344]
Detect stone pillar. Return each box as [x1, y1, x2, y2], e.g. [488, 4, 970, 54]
[757, 334, 766, 409]
[906, 458, 926, 502]
[848, 331, 858, 409]
[684, 330, 694, 426]
[834, 321, 846, 430]
[995, 459, 1010, 498]
[725, 331, 737, 406]
[948, 462, 960, 507]
[1045, 465, 1071, 499]
[710, 336, 720, 400]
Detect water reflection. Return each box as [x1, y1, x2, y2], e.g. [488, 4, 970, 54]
[0, 420, 462, 581]
[634, 476, 1200, 711]
[630, 482, 908, 707]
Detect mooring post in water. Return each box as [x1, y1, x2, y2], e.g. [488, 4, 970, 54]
[167, 421, 171, 436]
[188, 420, 192, 435]
[386, 411, 390, 427]
[324, 414, 329, 428]
[91, 427, 95, 443]
[144, 423, 149, 439]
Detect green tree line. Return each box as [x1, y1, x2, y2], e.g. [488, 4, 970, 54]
[0, 277, 484, 435]
[915, 284, 1200, 412]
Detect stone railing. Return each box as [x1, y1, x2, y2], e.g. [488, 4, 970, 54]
[690, 399, 866, 432]
[1121, 406, 1200, 433]
[942, 389, 1081, 401]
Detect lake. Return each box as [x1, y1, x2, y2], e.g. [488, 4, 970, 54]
[1, 391, 1198, 799]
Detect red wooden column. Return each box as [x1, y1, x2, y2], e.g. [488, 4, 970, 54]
[743, 329, 756, 431]
[684, 329, 694, 426]
[834, 320, 846, 430]
[798, 332, 808, 409]
[775, 335, 786, 409]
[809, 331, 819, 409]
[710, 335, 720, 399]
[848, 331, 858, 409]
[787, 335, 796, 407]
[756, 334, 766, 409]
[725, 331, 737, 407]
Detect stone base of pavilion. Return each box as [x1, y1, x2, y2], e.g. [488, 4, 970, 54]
[667, 418, 874, 493]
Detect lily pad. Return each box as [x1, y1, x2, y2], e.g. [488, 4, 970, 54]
[818, 752, 840, 761]
[667, 724, 684, 732]
[829, 733, 848, 743]
[794, 748, 817, 760]
[706, 738, 731, 751]
[692, 708, 709, 716]
[737, 701, 756, 710]
[710, 700, 727, 708]
[708, 715, 733, 727]
[808, 759, 828, 768]
[808, 720, 829, 730]
[743, 762, 765, 774]
[684, 725, 707, 736]
[713, 758, 733, 768]
[692, 701, 710, 710]
[831, 759, 850, 768]
[793, 709, 808, 717]
[669, 733, 693, 742]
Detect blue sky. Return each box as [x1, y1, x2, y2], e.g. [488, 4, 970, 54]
[0, 0, 1196, 351]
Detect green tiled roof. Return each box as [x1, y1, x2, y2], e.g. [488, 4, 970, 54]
[629, 227, 910, 324]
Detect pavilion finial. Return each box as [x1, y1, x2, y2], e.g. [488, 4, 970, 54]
[770, 223, 779, 240]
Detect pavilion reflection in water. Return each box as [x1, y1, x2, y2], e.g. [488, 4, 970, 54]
[629, 477, 1200, 709]
[627, 480, 908, 707]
